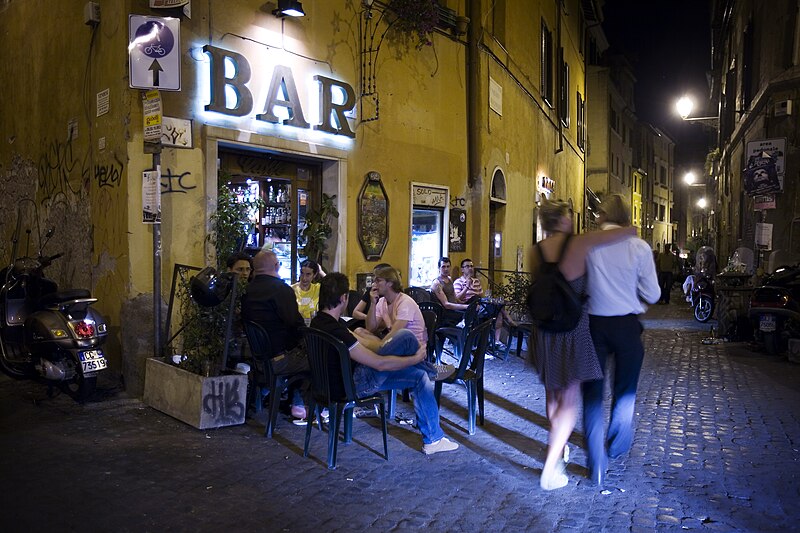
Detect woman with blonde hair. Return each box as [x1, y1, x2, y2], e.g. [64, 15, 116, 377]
[530, 199, 636, 490]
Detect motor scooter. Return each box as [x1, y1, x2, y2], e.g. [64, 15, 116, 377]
[685, 274, 715, 322]
[0, 200, 108, 401]
[749, 264, 800, 355]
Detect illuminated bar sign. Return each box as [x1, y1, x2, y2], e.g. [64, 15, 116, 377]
[202, 44, 356, 138]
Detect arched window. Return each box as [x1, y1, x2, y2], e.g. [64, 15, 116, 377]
[490, 168, 507, 204]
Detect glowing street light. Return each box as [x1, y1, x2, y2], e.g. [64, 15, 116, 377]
[683, 171, 697, 185]
[676, 96, 694, 120]
[674, 95, 719, 125]
[697, 197, 707, 209]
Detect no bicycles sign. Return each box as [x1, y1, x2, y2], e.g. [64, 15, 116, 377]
[128, 15, 181, 91]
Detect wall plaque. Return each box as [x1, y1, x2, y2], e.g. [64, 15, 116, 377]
[357, 171, 389, 260]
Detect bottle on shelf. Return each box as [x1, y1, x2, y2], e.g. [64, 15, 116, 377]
[268, 185, 275, 203]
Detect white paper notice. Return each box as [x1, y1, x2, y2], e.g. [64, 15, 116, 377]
[97, 89, 110, 117]
[143, 169, 161, 224]
[755, 222, 773, 249]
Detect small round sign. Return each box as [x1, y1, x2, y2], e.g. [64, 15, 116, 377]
[134, 21, 175, 59]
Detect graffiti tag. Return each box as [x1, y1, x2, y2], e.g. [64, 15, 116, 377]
[161, 168, 196, 194]
[37, 138, 88, 204]
[202, 379, 245, 424]
[94, 154, 124, 188]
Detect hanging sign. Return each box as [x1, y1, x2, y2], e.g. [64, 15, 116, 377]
[412, 184, 447, 207]
[754, 194, 776, 210]
[129, 15, 181, 91]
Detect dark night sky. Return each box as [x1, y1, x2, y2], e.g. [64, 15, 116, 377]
[601, 0, 713, 168]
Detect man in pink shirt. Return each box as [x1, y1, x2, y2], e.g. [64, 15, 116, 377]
[355, 265, 427, 349]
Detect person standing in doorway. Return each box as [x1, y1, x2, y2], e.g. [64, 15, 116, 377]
[583, 195, 661, 488]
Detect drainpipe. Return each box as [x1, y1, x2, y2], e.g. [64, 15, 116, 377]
[467, 0, 480, 190]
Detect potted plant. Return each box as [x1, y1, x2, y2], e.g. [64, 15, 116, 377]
[299, 193, 339, 267]
[143, 178, 262, 429]
[389, 0, 440, 48]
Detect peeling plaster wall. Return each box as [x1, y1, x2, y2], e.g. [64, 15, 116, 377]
[0, 0, 132, 375]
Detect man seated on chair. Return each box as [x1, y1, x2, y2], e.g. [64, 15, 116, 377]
[241, 250, 310, 421]
[430, 257, 469, 326]
[310, 272, 459, 455]
[355, 265, 428, 351]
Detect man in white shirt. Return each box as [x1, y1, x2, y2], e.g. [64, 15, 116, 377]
[583, 195, 660, 488]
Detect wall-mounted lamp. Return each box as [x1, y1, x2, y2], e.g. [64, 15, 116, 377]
[675, 96, 718, 125]
[273, 0, 305, 17]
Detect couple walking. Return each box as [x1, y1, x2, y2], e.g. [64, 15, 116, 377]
[531, 196, 660, 490]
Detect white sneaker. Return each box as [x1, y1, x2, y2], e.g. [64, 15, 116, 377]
[423, 436, 459, 455]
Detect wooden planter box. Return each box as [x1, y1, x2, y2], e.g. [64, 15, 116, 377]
[143, 357, 248, 429]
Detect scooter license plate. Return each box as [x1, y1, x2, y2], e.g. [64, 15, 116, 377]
[79, 349, 107, 373]
[759, 314, 777, 332]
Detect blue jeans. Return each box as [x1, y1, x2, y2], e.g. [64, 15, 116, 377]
[353, 330, 444, 444]
[582, 314, 645, 472]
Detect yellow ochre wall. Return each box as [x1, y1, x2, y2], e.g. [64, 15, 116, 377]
[0, 0, 591, 391]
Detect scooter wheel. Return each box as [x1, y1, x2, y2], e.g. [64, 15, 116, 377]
[694, 296, 714, 323]
[762, 331, 783, 356]
[63, 373, 97, 402]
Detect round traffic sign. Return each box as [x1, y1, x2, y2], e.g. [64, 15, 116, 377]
[134, 21, 175, 59]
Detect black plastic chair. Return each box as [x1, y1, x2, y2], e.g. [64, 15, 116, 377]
[434, 298, 480, 363]
[243, 321, 309, 438]
[434, 319, 493, 435]
[404, 286, 432, 303]
[302, 326, 389, 470]
[418, 300, 443, 328]
[504, 320, 533, 359]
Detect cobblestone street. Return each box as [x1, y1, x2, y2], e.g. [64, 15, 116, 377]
[1, 299, 799, 532]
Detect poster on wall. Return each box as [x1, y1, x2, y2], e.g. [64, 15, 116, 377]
[744, 138, 786, 195]
[142, 169, 161, 224]
[743, 151, 781, 196]
[449, 208, 466, 252]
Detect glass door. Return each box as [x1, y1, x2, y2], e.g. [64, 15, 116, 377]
[409, 208, 444, 288]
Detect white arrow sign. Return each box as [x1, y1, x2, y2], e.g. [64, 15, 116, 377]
[129, 15, 181, 91]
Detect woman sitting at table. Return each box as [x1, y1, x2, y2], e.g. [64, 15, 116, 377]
[350, 263, 391, 329]
[291, 260, 324, 323]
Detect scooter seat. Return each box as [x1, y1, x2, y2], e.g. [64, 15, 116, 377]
[39, 289, 92, 307]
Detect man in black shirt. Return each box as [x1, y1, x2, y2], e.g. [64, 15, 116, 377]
[242, 250, 309, 418]
[311, 273, 459, 455]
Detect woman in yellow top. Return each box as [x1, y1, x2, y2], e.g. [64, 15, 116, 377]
[292, 260, 324, 321]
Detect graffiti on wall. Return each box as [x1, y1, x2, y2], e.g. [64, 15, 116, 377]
[94, 153, 124, 189]
[37, 137, 89, 207]
[161, 168, 197, 194]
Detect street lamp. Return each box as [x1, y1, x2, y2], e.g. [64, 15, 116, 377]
[683, 171, 697, 185]
[697, 197, 707, 209]
[675, 95, 719, 125]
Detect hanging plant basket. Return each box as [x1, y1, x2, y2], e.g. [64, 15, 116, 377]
[390, 0, 440, 48]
